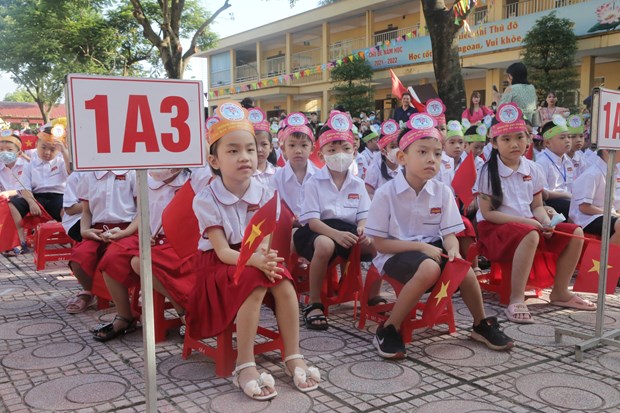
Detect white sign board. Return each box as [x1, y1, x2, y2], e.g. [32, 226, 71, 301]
[67, 74, 205, 170]
[596, 87, 620, 150]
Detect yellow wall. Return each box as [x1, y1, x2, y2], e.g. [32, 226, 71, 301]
[595, 61, 620, 90]
[373, 15, 420, 35]
[330, 26, 366, 44]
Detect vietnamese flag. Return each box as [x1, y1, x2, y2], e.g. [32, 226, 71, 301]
[0, 198, 20, 251]
[524, 142, 534, 160]
[309, 144, 324, 168]
[20, 199, 54, 228]
[422, 257, 471, 327]
[232, 192, 279, 285]
[390, 69, 408, 100]
[276, 152, 286, 167]
[20, 134, 37, 151]
[573, 240, 620, 294]
[452, 152, 476, 208]
[162, 181, 200, 258]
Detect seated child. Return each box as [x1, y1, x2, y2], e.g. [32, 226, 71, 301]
[566, 114, 587, 179]
[365, 120, 401, 198]
[66, 170, 137, 313]
[294, 111, 375, 330]
[0, 131, 27, 199]
[251, 108, 278, 186]
[61, 172, 83, 242]
[360, 128, 381, 166]
[9, 125, 70, 253]
[188, 101, 319, 400]
[569, 149, 620, 243]
[463, 124, 487, 173]
[476, 104, 594, 324]
[366, 112, 513, 359]
[536, 116, 573, 217]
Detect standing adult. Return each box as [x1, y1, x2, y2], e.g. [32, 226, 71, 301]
[462, 91, 494, 124]
[493, 62, 537, 122]
[536, 91, 569, 125]
[392, 93, 417, 124]
[20, 119, 32, 135]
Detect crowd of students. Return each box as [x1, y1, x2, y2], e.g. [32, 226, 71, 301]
[0, 85, 610, 401]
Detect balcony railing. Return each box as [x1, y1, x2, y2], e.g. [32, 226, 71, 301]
[291, 47, 322, 72]
[504, 0, 588, 18]
[209, 69, 231, 88]
[290, 72, 323, 85]
[467, 8, 488, 26]
[235, 63, 258, 83]
[373, 24, 420, 45]
[329, 37, 366, 61]
[261, 55, 286, 78]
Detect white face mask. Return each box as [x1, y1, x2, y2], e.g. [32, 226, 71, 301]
[324, 152, 353, 173]
[148, 168, 176, 182]
[0, 151, 18, 165]
[386, 148, 399, 164]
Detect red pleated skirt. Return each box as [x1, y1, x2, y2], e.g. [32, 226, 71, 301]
[186, 249, 293, 339]
[456, 215, 476, 238]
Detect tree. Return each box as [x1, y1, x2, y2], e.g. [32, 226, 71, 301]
[4, 88, 35, 103]
[523, 12, 579, 111]
[330, 58, 374, 116]
[128, 0, 221, 79]
[422, 1, 476, 120]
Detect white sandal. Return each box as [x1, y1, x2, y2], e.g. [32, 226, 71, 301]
[284, 354, 320, 393]
[232, 362, 277, 401]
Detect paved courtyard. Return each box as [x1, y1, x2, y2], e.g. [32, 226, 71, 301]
[2, 253, 620, 412]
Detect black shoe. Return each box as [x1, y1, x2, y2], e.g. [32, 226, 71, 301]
[373, 324, 406, 359]
[471, 317, 514, 351]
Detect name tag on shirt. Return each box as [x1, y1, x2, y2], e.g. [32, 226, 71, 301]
[247, 204, 259, 213]
[115, 175, 126, 181]
[430, 207, 442, 214]
[523, 175, 532, 182]
[348, 193, 359, 200]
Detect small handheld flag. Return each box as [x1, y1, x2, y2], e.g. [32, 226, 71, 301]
[421, 256, 471, 326]
[452, 152, 476, 208]
[162, 181, 200, 258]
[573, 239, 620, 294]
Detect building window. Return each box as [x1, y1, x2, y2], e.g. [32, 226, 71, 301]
[210, 52, 231, 87]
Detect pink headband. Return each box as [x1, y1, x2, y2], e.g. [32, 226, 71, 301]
[490, 103, 527, 138]
[398, 113, 442, 150]
[318, 111, 355, 148]
[281, 112, 315, 142]
[425, 98, 446, 125]
[378, 120, 400, 150]
[247, 108, 271, 133]
[318, 130, 355, 148]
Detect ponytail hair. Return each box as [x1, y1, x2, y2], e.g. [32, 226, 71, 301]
[380, 154, 394, 182]
[485, 147, 504, 210]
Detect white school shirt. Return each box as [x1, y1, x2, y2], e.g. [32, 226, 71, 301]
[194, 175, 273, 251]
[148, 172, 189, 237]
[355, 153, 369, 180]
[364, 159, 400, 191]
[569, 150, 586, 180]
[272, 160, 319, 218]
[78, 170, 137, 225]
[253, 162, 277, 188]
[475, 157, 545, 222]
[61, 172, 82, 234]
[189, 165, 213, 193]
[361, 147, 380, 166]
[20, 152, 68, 194]
[366, 173, 465, 274]
[0, 157, 27, 192]
[536, 148, 574, 194]
[483, 142, 493, 161]
[298, 166, 370, 226]
[436, 152, 456, 187]
[569, 157, 614, 229]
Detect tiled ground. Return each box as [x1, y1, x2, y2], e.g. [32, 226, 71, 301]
[2, 254, 620, 412]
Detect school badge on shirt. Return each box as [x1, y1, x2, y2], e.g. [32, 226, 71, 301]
[348, 193, 360, 200]
[523, 175, 532, 182]
[430, 207, 442, 214]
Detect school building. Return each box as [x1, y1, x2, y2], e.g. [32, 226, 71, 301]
[197, 0, 620, 120]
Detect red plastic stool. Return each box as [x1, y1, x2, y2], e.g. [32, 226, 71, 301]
[130, 288, 182, 343]
[34, 222, 74, 270]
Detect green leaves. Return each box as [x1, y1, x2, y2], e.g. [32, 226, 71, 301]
[330, 58, 374, 116]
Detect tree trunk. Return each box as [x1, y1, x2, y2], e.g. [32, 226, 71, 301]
[423, 2, 469, 121]
[36, 100, 49, 124]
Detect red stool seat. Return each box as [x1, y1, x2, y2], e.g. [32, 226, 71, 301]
[130, 288, 182, 343]
[34, 222, 74, 270]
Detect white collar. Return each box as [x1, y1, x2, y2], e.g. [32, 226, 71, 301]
[283, 160, 316, 183]
[94, 170, 129, 180]
[394, 171, 435, 196]
[498, 156, 531, 178]
[542, 148, 568, 164]
[209, 176, 264, 206]
[316, 165, 353, 188]
[148, 171, 188, 190]
[254, 162, 276, 177]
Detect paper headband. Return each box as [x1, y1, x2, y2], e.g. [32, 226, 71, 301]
[280, 112, 314, 142]
[378, 120, 400, 149]
[446, 120, 464, 139]
[318, 111, 355, 147]
[426, 98, 446, 124]
[206, 101, 255, 145]
[567, 114, 585, 134]
[490, 103, 527, 138]
[247, 108, 271, 133]
[542, 114, 569, 140]
[0, 129, 21, 149]
[464, 124, 488, 142]
[399, 113, 442, 151]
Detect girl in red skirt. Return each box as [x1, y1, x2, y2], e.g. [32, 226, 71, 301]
[92, 169, 195, 341]
[475, 103, 595, 324]
[189, 101, 319, 401]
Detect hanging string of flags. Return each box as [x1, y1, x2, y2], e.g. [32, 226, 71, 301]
[207, 29, 419, 99]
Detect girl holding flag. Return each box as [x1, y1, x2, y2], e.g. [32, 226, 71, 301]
[189, 101, 319, 401]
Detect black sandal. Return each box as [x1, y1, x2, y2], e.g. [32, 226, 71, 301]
[93, 315, 137, 342]
[302, 302, 329, 331]
[367, 296, 388, 306]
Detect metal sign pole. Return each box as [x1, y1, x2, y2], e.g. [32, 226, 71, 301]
[137, 170, 158, 411]
[555, 88, 620, 360]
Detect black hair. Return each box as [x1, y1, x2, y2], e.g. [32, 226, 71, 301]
[334, 104, 347, 112]
[240, 97, 254, 109]
[208, 132, 259, 177]
[401, 92, 411, 99]
[267, 149, 277, 165]
[464, 125, 478, 136]
[506, 62, 529, 85]
[541, 91, 557, 108]
[483, 148, 504, 210]
[380, 154, 394, 182]
[540, 120, 557, 136]
[286, 131, 313, 144]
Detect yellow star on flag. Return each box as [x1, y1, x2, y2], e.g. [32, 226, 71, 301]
[244, 219, 265, 246]
[588, 259, 613, 274]
[434, 281, 450, 304]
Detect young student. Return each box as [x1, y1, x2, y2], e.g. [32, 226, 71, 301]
[294, 111, 375, 330]
[476, 103, 594, 324]
[272, 112, 319, 218]
[536, 115, 574, 217]
[463, 124, 487, 173]
[365, 120, 401, 198]
[531, 129, 545, 159]
[365, 112, 513, 359]
[250, 107, 278, 187]
[0, 131, 27, 199]
[8, 125, 71, 254]
[92, 169, 195, 341]
[566, 114, 587, 180]
[61, 172, 83, 243]
[189, 101, 319, 400]
[569, 149, 620, 243]
[360, 127, 381, 166]
[353, 132, 369, 180]
[426, 98, 448, 138]
[66, 170, 137, 313]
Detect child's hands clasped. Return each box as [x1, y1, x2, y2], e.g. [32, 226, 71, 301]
[255, 248, 284, 283]
[82, 228, 104, 242]
[334, 230, 358, 248]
